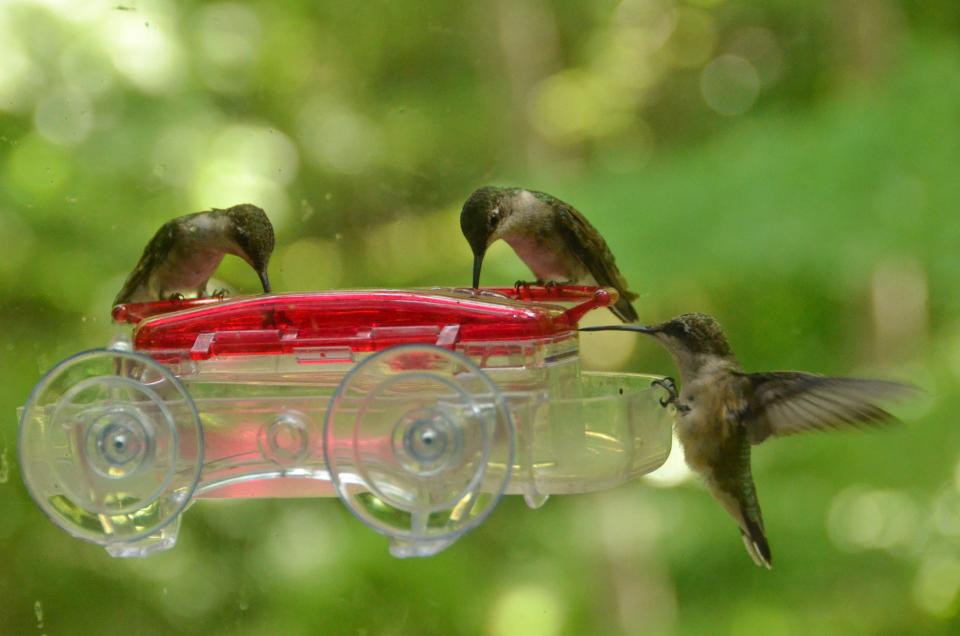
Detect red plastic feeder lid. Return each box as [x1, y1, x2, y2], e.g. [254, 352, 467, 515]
[123, 287, 617, 359]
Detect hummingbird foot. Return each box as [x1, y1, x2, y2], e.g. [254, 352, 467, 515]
[543, 280, 574, 290]
[211, 288, 230, 299]
[651, 377, 688, 412]
[514, 280, 539, 295]
[167, 292, 186, 302]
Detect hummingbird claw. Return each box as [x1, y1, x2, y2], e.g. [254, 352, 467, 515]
[514, 280, 538, 297]
[211, 288, 230, 300]
[651, 377, 684, 410]
[167, 292, 185, 302]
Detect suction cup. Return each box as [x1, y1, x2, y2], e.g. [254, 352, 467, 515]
[324, 345, 514, 557]
[18, 349, 203, 547]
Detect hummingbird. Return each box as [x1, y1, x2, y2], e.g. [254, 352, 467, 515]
[460, 186, 639, 322]
[581, 313, 917, 568]
[113, 204, 275, 305]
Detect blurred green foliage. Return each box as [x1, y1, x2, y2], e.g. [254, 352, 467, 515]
[2, 0, 960, 634]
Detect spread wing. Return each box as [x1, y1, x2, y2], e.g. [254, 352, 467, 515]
[545, 194, 638, 322]
[112, 220, 179, 305]
[740, 371, 918, 444]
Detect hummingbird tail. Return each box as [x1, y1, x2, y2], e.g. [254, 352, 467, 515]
[609, 297, 639, 323]
[708, 468, 774, 569]
[740, 508, 772, 569]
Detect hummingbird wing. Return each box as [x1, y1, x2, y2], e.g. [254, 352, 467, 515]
[112, 219, 180, 305]
[549, 198, 639, 322]
[739, 372, 917, 444]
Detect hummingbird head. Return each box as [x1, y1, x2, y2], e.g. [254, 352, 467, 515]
[460, 186, 513, 288]
[644, 313, 734, 356]
[637, 313, 737, 380]
[226, 204, 275, 293]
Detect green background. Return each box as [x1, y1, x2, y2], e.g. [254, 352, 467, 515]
[1, 0, 958, 634]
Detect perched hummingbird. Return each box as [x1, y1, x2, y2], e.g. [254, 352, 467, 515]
[460, 186, 639, 322]
[582, 313, 917, 568]
[113, 204, 275, 305]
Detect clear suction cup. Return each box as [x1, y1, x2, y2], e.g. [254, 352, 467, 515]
[323, 345, 514, 557]
[18, 350, 203, 552]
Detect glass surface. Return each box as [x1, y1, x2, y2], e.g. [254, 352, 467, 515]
[1, 1, 956, 634]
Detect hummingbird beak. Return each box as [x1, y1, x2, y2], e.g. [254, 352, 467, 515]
[472, 252, 484, 289]
[258, 269, 271, 294]
[579, 325, 658, 335]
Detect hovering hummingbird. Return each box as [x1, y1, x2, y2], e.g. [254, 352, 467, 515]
[582, 313, 917, 568]
[460, 186, 639, 322]
[113, 204, 275, 305]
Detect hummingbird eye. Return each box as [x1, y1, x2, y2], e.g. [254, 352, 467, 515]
[488, 209, 501, 230]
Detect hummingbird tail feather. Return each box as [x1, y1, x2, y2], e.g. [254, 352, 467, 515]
[740, 532, 771, 568]
[610, 298, 639, 323]
[707, 475, 774, 570]
[740, 510, 772, 569]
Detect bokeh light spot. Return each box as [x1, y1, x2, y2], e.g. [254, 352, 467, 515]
[700, 55, 760, 116]
[596, 490, 662, 556]
[0, 31, 37, 113]
[192, 168, 290, 227]
[210, 124, 300, 186]
[643, 436, 693, 488]
[250, 507, 343, 584]
[663, 8, 716, 69]
[195, 3, 262, 94]
[298, 99, 382, 174]
[578, 309, 637, 369]
[100, 1, 183, 93]
[488, 584, 564, 636]
[152, 120, 215, 187]
[159, 562, 230, 621]
[191, 123, 298, 225]
[614, 0, 677, 52]
[530, 70, 604, 145]
[913, 548, 960, 617]
[827, 486, 919, 552]
[59, 44, 115, 97]
[33, 86, 94, 146]
[934, 488, 960, 537]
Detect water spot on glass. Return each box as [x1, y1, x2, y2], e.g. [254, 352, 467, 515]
[0, 446, 9, 483]
[300, 198, 316, 222]
[34, 599, 44, 632]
